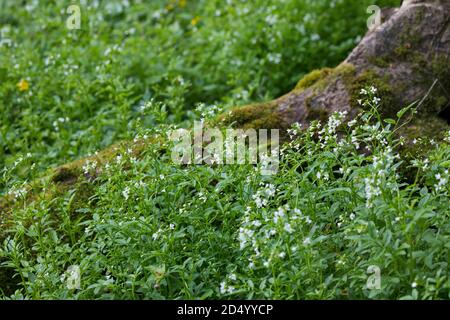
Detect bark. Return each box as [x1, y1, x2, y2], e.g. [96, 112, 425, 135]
[222, 0, 449, 133]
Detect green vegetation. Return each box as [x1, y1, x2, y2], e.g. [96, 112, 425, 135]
[1, 90, 449, 299]
[0, 0, 400, 187]
[3, 0, 449, 301]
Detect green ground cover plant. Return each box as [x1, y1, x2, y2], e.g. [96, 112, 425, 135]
[2, 0, 449, 300]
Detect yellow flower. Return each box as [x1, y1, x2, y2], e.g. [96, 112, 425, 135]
[17, 79, 29, 92]
[179, 0, 186, 8]
[191, 16, 200, 26]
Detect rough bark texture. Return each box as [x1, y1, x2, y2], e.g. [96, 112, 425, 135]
[221, 0, 449, 133]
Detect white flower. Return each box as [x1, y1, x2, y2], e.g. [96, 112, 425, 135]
[434, 172, 448, 192]
[152, 228, 162, 241]
[444, 131, 450, 143]
[348, 119, 358, 127]
[264, 184, 276, 197]
[122, 186, 130, 200]
[82, 160, 97, 175]
[253, 194, 266, 208]
[310, 33, 320, 41]
[278, 252, 286, 259]
[267, 53, 282, 64]
[336, 259, 345, 266]
[284, 222, 294, 234]
[411, 282, 417, 288]
[220, 282, 227, 294]
[253, 220, 262, 227]
[265, 14, 278, 25]
[303, 237, 312, 246]
[372, 97, 381, 105]
[273, 207, 285, 223]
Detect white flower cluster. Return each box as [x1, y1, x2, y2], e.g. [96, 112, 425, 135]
[434, 171, 449, 193]
[267, 53, 282, 64]
[7, 186, 27, 200]
[82, 160, 98, 175]
[265, 14, 278, 25]
[361, 124, 389, 145]
[326, 110, 347, 135]
[140, 99, 154, 112]
[219, 273, 237, 295]
[444, 130, 450, 143]
[122, 186, 130, 200]
[252, 183, 276, 208]
[287, 122, 302, 140]
[364, 147, 396, 208]
[197, 191, 208, 203]
[103, 44, 122, 57]
[411, 157, 430, 171]
[238, 202, 312, 271]
[316, 170, 330, 181]
[196, 103, 222, 121]
[152, 228, 162, 241]
[52, 117, 70, 132]
[358, 86, 381, 106]
[11, 153, 32, 169]
[364, 177, 381, 208]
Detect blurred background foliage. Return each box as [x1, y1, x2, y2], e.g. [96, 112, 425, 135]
[0, 0, 400, 192]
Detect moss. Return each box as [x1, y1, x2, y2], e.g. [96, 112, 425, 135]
[219, 102, 281, 128]
[52, 167, 81, 184]
[315, 63, 356, 91]
[294, 63, 356, 93]
[397, 54, 450, 115]
[306, 108, 329, 123]
[428, 56, 450, 113]
[349, 69, 397, 117]
[394, 43, 413, 59]
[245, 112, 285, 131]
[375, 50, 449, 115]
[396, 116, 450, 181]
[368, 56, 391, 68]
[216, 102, 290, 142]
[335, 63, 356, 85]
[366, 40, 425, 70]
[295, 68, 333, 91]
